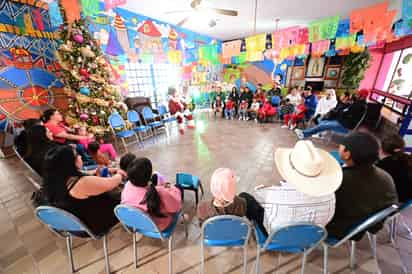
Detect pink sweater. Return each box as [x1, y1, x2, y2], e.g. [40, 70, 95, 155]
[121, 182, 182, 231]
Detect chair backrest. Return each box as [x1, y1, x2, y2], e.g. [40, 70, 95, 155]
[261, 223, 327, 253]
[353, 104, 368, 131]
[400, 199, 412, 211]
[176, 173, 196, 188]
[142, 106, 155, 120]
[127, 110, 141, 124]
[108, 113, 126, 130]
[271, 96, 281, 105]
[114, 205, 163, 239]
[201, 215, 251, 247]
[331, 204, 398, 247]
[158, 105, 168, 116]
[35, 206, 95, 238]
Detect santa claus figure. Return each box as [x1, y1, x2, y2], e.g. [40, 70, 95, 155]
[168, 87, 195, 134]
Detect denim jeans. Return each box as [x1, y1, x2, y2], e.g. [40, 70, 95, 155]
[224, 109, 234, 119]
[302, 120, 349, 138]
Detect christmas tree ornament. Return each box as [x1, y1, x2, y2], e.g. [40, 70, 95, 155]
[79, 68, 90, 78]
[77, 56, 83, 63]
[60, 41, 73, 52]
[71, 70, 82, 80]
[80, 46, 96, 58]
[80, 113, 89, 121]
[80, 87, 90, 96]
[73, 34, 84, 43]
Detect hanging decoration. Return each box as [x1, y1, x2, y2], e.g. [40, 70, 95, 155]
[245, 33, 267, 53]
[246, 50, 264, 62]
[81, 0, 100, 17]
[61, 0, 81, 23]
[168, 50, 183, 64]
[222, 40, 242, 58]
[311, 40, 331, 57]
[106, 29, 124, 56]
[104, 0, 127, 10]
[308, 16, 340, 42]
[335, 34, 356, 50]
[401, 0, 412, 35]
[336, 19, 350, 37]
[48, 1, 63, 27]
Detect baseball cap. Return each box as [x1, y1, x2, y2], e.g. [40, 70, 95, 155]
[333, 132, 379, 166]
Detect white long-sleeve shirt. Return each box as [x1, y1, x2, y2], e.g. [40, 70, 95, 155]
[315, 97, 337, 116]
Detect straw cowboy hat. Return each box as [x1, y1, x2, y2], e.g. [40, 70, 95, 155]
[275, 140, 343, 196]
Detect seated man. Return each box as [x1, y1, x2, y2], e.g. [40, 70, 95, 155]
[326, 132, 398, 240]
[303, 87, 318, 119]
[254, 140, 342, 234]
[295, 89, 368, 139]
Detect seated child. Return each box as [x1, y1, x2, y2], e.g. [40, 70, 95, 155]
[279, 98, 294, 121]
[213, 95, 224, 118]
[224, 98, 235, 120]
[248, 99, 260, 121]
[77, 126, 118, 160]
[88, 142, 111, 166]
[282, 97, 307, 129]
[257, 99, 277, 123]
[238, 100, 248, 121]
[121, 157, 182, 231]
[120, 153, 167, 185]
[197, 168, 267, 236]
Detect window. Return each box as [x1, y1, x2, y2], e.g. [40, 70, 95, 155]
[125, 63, 181, 107]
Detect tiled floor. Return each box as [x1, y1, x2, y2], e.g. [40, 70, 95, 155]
[1, 111, 412, 274]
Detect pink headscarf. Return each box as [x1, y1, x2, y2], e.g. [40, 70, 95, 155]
[210, 168, 236, 203]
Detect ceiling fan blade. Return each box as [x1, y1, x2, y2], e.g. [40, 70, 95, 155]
[177, 16, 190, 26]
[197, 7, 238, 16]
[164, 10, 192, 15]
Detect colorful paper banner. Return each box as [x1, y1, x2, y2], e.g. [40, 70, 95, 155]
[246, 51, 264, 62]
[168, 50, 183, 64]
[104, 0, 127, 10]
[222, 40, 242, 58]
[335, 34, 356, 50]
[245, 33, 266, 53]
[336, 19, 350, 37]
[81, 0, 100, 17]
[61, 0, 81, 23]
[311, 40, 331, 57]
[308, 16, 340, 42]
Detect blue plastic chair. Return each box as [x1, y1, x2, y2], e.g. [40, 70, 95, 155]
[127, 110, 152, 145]
[108, 112, 138, 152]
[176, 173, 204, 205]
[390, 199, 412, 242]
[35, 206, 113, 274]
[323, 204, 398, 274]
[141, 107, 164, 131]
[255, 223, 327, 274]
[114, 205, 183, 274]
[200, 216, 252, 274]
[329, 151, 344, 166]
[158, 105, 177, 124]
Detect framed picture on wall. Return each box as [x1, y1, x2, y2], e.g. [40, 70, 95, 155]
[292, 67, 305, 80]
[306, 57, 325, 78]
[325, 67, 340, 80]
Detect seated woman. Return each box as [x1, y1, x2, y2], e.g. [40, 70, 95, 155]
[282, 97, 307, 129]
[377, 134, 412, 203]
[197, 168, 267, 236]
[41, 145, 125, 235]
[312, 89, 337, 125]
[254, 140, 341, 235]
[24, 125, 57, 176]
[257, 99, 277, 123]
[121, 157, 182, 231]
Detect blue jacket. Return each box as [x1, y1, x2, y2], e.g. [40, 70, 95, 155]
[304, 94, 318, 117]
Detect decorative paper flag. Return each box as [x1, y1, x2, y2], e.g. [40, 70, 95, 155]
[48, 1, 63, 27]
[246, 51, 264, 62]
[402, 0, 412, 34]
[140, 53, 154, 64]
[222, 40, 242, 58]
[234, 52, 247, 64]
[168, 50, 183, 64]
[350, 2, 389, 34]
[198, 45, 218, 62]
[33, 9, 44, 31]
[104, 0, 127, 10]
[336, 19, 350, 37]
[325, 45, 337, 57]
[309, 16, 340, 42]
[245, 33, 266, 52]
[335, 34, 356, 50]
[351, 35, 365, 53]
[311, 40, 331, 57]
[272, 26, 301, 49]
[296, 28, 309, 44]
[81, 0, 100, 17]
[106, 29, 124, 56]
[61, 0, 81, 23]
[374, 10, 397, 42]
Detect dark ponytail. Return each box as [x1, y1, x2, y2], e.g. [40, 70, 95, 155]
[127, 158, 165, 218]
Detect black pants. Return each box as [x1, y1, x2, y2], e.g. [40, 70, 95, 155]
[239, 192, 268, 237]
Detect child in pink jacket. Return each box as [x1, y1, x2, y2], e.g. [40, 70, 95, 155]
[121, 157, 182, 231]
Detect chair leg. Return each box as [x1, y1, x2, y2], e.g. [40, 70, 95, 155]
[121, 138, 128, 153]
[103, 235, 110, 274]
[255, 247, 260, 274]
[350, 240, 357, 270]
[301, 250, 307, 274]
[243, 245, 248, 274]
[323, 244, 328, 274]
[133, 232, 138, 268]
[168, 236, 173, 274]
[368, 233, 381, 274]
[200, 240, 205, 274]
[195, 188, 199, 205]
[66, 235, 75, 273]
[399, 214, 412, 240]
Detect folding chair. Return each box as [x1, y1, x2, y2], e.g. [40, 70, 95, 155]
[176, 173, 204, 205]
[35, 206, 113, 274]
[13, 146, 42, 189]
[323, 205, 398, 274]
[141, 107, 165, 135]
[158, 105, 177, 124]
[108, 113, 138, 152]
[127, 110, 153, 146]
[255, 222, 327, 274]
[114, 205, 184, 274]
[201, 215, 252, 274]
[390, 199, 412, 242]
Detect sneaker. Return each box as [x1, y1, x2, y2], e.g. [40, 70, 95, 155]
[281, 125, 288, 129]
[295, 129, 304, 140]
[254, 118, 258, 123]
[239, 117, 242, 120]
[289, 124, 297, 130]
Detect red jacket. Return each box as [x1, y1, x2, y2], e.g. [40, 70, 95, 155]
[168, 99, 185, 115]
[226, 100, 235, 110]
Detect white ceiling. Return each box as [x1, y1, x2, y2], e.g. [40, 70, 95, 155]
[122, 0, 402, 41]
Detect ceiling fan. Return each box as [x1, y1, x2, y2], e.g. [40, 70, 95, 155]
[164, 0, 238, 27]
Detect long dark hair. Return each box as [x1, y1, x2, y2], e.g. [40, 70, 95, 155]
[43, 145, 83, 205]
[26, 125, 52, 157]
[381, 134, 412, 168]
[42, 109, 57, 123]
[127, 158, 164, 217]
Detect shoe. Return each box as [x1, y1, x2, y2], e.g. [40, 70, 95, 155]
[239, 117, 242, 120]
[179, 128, 185, 135]
[254, 118, 258, 123]
[295, 129, 304, 140]
[281, 125, 288, 129]
[290, 124, 296, 130]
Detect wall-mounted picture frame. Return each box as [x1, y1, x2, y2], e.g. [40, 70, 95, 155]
[325, 66, 340, 80]
[306, 57, 325, 78]
[292, 67, 305, 80]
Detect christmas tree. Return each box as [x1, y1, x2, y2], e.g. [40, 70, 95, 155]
[55, 11, 127, 135]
